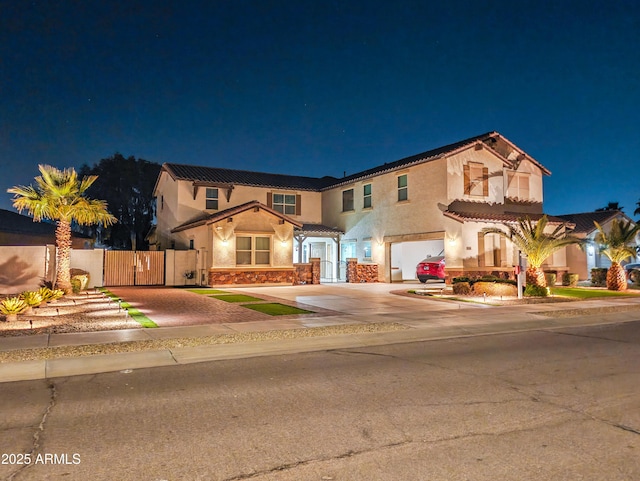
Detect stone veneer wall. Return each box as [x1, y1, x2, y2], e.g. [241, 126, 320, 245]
[209, 258, 322, 286]
[346, 258, 379, 283]
[445, 267, 570, 285]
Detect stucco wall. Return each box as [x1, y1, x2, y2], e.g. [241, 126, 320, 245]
[0, 245, 54, 294]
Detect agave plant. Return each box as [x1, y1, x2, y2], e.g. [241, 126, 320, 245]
[37, 287, 65, 302]
[0, 297, 29, 316]
[20, 291, 44, 308]
[594, 219, 640, 291]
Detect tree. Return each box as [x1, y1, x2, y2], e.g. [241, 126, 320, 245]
[483, 215, 581, 287]
[79, 154, 161, 250]
[7, 165, 116, 293]
[596, 201, 623, 212]
[634, 199, 640, 217]
[593, 219, 640, 291]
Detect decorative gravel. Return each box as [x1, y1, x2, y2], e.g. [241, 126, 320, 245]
[0, 322, 409, 363]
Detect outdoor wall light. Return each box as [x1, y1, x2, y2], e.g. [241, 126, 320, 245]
[281, 240, 287, 247]
[221, 239, 228, 246]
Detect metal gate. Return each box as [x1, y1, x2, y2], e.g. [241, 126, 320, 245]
[104, 250, 165, 286]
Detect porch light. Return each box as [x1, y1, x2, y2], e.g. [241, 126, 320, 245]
[221, 239, 228, 246]
[281, 240, 287, 246]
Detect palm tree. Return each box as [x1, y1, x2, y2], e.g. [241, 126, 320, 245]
[594, 219, 640, 291]
[483, 215, 581, 287]
[7, 165, 116, 293]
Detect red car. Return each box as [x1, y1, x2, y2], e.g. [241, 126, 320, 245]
[416, 256, 445, 282]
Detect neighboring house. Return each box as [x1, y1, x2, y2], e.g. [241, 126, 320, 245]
[557, 210, 640, 280]
[153, 131, 571, 285]
[0, 209, 93, 249]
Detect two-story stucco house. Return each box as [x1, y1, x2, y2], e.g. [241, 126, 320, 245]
[152, 131, 571, 285]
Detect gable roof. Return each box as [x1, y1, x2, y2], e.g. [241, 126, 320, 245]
[556, 210, 634, 234]
[158, 131, 550, 192]
[443, 210, 569, 225]
[171, 200, 303, 233]
[161, 163, 337, 191]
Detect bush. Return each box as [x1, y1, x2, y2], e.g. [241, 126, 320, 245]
[452, 276, 472, 284]
[473, 281, 518, 297]
[562, 273, 579, 287]
[591, 268, 607, 287]
[544, 272, 557, 287]
[70, 269, 90, 293]
[20, 291, 43, 307]
[452, 281, 472, 295]
[0, 297, 29, 316]
[524, 284, 550, 297]
[37, 287, 64, 302]
[631, 269, 640, 288]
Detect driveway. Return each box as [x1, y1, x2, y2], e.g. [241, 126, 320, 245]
[107, 283, 476, 330]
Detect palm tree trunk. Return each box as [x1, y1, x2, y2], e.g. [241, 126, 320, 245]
[606, 262, 627, 291]
[526, 266, 546, 287]
[56, 219, 73, 294]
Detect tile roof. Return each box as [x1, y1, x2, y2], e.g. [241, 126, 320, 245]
[163, 163, 337, 191]
[556, 210, 632, 234]
[171, 200, 303, 233]
[160, 131, 550, 191]
[295, 223, 344, 235]
[443, 210, 570, 225]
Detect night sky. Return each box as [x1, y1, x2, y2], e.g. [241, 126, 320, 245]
[2, 0, 639, 217]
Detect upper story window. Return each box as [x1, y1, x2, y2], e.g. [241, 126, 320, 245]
[397, 174, 408, 202]
[236, 235, 271, 266]
[206, 188, 219, 210]
[160, 195, 164, 211]
[464, 162, 488, 197]
[506, 171, 530, 200]
[342, 189, 354, 212]
[267, 192, 301, 216]
[363, 184, 372, 208]
[273, 194, 296, 215]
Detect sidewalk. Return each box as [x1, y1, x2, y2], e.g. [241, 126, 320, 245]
[1, 284, 640, 383]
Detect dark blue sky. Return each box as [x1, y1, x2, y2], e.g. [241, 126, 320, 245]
[2, 0, 639, 216]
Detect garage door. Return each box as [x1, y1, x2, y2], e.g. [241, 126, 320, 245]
[391, 239, 444, 281]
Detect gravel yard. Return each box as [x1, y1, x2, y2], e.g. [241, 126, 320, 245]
[0, 291, 409, 363]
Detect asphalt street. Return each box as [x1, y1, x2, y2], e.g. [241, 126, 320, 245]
[2, 320, 639, 481]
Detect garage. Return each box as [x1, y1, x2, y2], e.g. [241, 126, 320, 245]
[390, 239, 444, 282]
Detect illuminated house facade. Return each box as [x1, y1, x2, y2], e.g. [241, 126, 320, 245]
[152, 131, 570, 284]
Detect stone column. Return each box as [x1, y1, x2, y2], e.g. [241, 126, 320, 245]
[346, 258, 358, 283]
[310, 257, 321, 284]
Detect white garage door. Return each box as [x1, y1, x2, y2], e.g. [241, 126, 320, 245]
[391, 239, 444, 281]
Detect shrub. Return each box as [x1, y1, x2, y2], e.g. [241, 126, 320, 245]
[591, 268, 607, 287]
[631, 269, 640, 288]
[0, 297, 29, 315]
[544, 272, 557, 287]
[37, 287, 64, 302]
[20, 291, 43, 307]
[452, 281, 472, 295]
[562, 273, 579, 287]
[524, 284, 549, 297]
[70, 269, 90, 292]
[473, 281, 518, 297]
[452, 276, 472, 284]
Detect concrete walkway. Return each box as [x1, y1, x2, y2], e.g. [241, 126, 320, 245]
[1, 283, 640, 383]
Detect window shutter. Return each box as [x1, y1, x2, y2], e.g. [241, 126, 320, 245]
[267, 192, 273, 208]
[482, 167, 489, 196]
[463, 164, 471, 195]
[295, 194, 301, 215]
[477, 232, 485, 267]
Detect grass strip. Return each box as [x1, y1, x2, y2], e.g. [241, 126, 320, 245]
[242, 302, 314, 315]
[97, 288, 158, 328]
[550, 287, 638, 298]
[210, 294, 264, 303]
[187, 289, 230, 295]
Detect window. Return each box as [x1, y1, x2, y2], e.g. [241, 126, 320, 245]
[206, 188, 219, 210]
[397, 174, 408, 201]
[189, 239, 194, 250]
[506, 171, 530, 200]
[464, 162, 488, 197]
[273, 193, 296, 215]
[363, 240, 372, 260]
[236, 236, 271, 265]
[160, 195, 164, 211]
[363, 184, 372, 208]
[342, 189, 354, 212]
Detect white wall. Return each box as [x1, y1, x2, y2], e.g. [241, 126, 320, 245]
[0, 245, 54, 294]
[70, 248, 105, 288]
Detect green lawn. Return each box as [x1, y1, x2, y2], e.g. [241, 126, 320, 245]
[242, 303, 314, 316]
[187, 289, 230, 295]
[210, 294, 265, 303]
[98, 288, 158, 328]
[550, 287, 638, 299]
